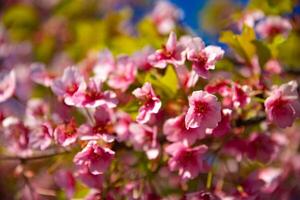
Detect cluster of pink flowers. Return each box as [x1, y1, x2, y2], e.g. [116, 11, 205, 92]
[1, 1, 300, 199]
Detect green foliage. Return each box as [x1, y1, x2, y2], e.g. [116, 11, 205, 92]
[278, 33, 300, 68]
[220, 26, 256, 64]
[248, 0, 293, 15]
[2, 4, 38, 41]
[252, 40, 271, 67]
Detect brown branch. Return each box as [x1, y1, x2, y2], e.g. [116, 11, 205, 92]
[235, 115, 266, 127]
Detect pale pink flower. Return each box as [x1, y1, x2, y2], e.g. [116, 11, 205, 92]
[163, 114, 205, 146]
[114, 111, 132, 142]
[53, 119, 78, 147]
[265, 81, 300, 128]
[256, 16, 292, 39]
[185, 90, 222, 130]
[51, 66, 86, 105]
[129, 123, 159, 160]
[30, 63, 55, 87]
[25, 99, 50, 126]
[108, 56, 137, 91]
[75, 166, 103, 190]
[132, 82, 161, 124]
[175, 65, 199, 90]
[0, 69, 16, 103]
[93, 49, 115, 82]
[132, 46, 154, 71]
[265, 59, 282, 74]
[237, 10, 264, 30]
[29, 122, 53, 150]
[73, 141, 115, 175]
[148, 32, 185, 68]
[70, 78, 117, 108]
[150, 1, 182, 34]
[185, 37, 224, 78]
[54, 170, 76, 199]
[165, 142, 208, 180]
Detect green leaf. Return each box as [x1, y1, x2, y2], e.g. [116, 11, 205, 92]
[252, 40, 271, 67]
[248, 0, 293, 15]
[220, 26, 256, 64]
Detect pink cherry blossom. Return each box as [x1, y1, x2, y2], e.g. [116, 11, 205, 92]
[29, 122, 53, 150]
[0, 69, 16, 103]
[93, 49, 115, 82]
[185, 37, 224, 78]
[256, 16, 292, 39]
[70, 78, 118, 108]
[129, 123, 159, 160]
[132, 82, 161, 124]
[51, 66, 86, 105]
[163, 114, 205, 146]
[54, 170, 76, 199]
[73, 141, 115, 175]
[265, 81, 300, 128]
[30, 63, 55, 87]
[165, 142, 208, 180]
[148, 32, 185, 68]
[232, 83, 251, 108]
[75, 166, 103, 190]
[150, 1, 182, 34]
[264, 59, 282, 75]
[175, 65, 199, 90]
[132, 46, 154, 71]
[114, 111, 132, 142]
[206, 109, 232, 137]
[108, 56, 137, 91]
[53, 119, 78, 147]
[185, 90, 221, 130]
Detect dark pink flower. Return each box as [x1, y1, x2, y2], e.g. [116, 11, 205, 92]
[204, 79, 231, 97]
[163, 114, 205, 146]
[51, 66, 86, 105]
[129, 123, 159, 159]
[256, 16, 292, 39]
[150, 1, 182, 34]
[73, 141, 115, 175]
[70, 78, 118, 108]
[265, 81, 300, 128]
[166, 142, 208, 180]
[185, 37, 224, 78]
[232, 83, 251, 108]
[76, 166, 103, 190]
[0, 69, 16, 103]
[53, 119, 78, 147]
[148, 32, 185, 68]
[185, 90, 221, 130]
[206, 109, 232, 137]
[93, 49, 115, 82]
[108, 56, 137, 91]
[132, 82, 161, 124]
[54, 170, 76, 199]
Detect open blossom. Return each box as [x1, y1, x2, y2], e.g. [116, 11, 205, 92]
[185, 37, 224, 78]
[206, 109, 232, 137]
[54, 170, 76, 199]
[75, 166, 103, 190]
[51, 66, 86, 105]
[73, 141, 115, 175]
[70, 78, 117, 108]
[29, 122, 53, 150]
[232, 83, 251, 108]
[30, 63, 55, 87]
[78, 105, 115, 142]
[166, 142, 208, 180]
[256, 16, 292, 39]
[0, 69, 16, 103]
[93, 49, 115, 82]
[129, 123, 159, 160]
[108, 56, 137, 91]
[175, 65, 199, 90]
[148, 32, 185, 68]
[150, 1, 182, 34]
[185, 90, 221, 130]
[132, 46, 154, 71]
[53, 119, 78, 147]
[265, 81, 300, 128]
[163, 114, 205, 146]
[132, 82, 161, 124]
[115, 111, 132, 142]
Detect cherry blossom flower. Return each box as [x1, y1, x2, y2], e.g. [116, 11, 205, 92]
[165, 142, 208, 180]
[73, 141, 115, 175]
[132, 46, 154, 71]
[29, 122, 53, 150]
[25, 99, 50, 126]
[256, 16, 292, 39]
[93, 49, 115, 82]
[132, 82, 161, 124]
[70, 78, 118, 108]
[232, 83, 251, 108]
[148, 32, 185, 68]
[51, 66, 86, 105]
[163, 114, 205, 146]
[185, 90, 222, 130]
[237, 10, 264, 30]
[265, 81, 300, 128]
[206, 109, 232, 137]
[150, 1, 182, 34]
[185, 37, 224, 78]
[129, 123, 159, 160]
[78, 105, 115, 142]
[108, 56, 137, 91]
[54, 170, 76, 199]
[30, 63, 55, 87]
[75, 166, 103, 190]
[175, 65, 199, 90]
[264, 59, 282, 75]
[53, 119, 78, 147]
[114, 111, 132, 142]
[0, 69, 16, 103]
